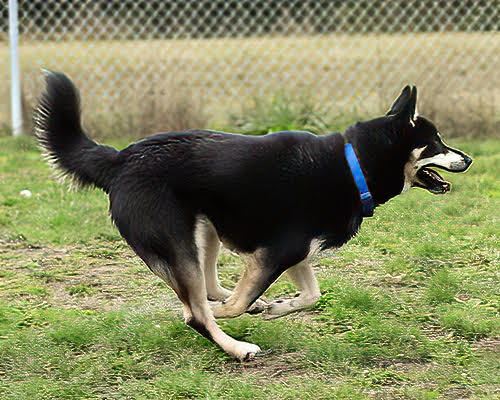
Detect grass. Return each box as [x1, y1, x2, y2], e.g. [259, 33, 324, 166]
[425, 269, 459, 305]
[1, 32, 498, 138]
[0, 133, 498, 399]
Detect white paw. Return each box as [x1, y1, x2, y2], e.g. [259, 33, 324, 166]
[210, 303, 229, 318]
[262, 299, 294, 319]
[233, 341, 261, 361]
[262, 295, 319, 320]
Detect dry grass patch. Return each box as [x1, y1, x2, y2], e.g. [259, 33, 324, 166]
[1, 32, 498, 138]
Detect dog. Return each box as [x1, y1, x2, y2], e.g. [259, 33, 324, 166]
[35, 71, 472, 361]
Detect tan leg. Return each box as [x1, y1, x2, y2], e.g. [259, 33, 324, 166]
[211, 254, 273, 319]
[262, 260, 321, 319]
[156, 257, 261, 361]
[183, 275, 261, 360]
[195, 217, 233, 301]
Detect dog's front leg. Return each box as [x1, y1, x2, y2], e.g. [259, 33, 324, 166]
[262, 260, 320, 319]
[211, 254, 276, 319]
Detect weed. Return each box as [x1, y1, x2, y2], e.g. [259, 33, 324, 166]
[20, 286, 49, 297]
[425, 269, 459, 304]
[439, 303, 500, 339]
[361, 368, 409, 386]
[68, 283, 93, 296]
[230, 91, 333, 135]
[316, 283, 394, 321]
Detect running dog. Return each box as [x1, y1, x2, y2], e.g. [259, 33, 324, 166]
[35, 72, 472, 360]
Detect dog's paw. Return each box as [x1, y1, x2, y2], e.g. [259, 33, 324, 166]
[246, 299, 268, 314]
[262, 299, 295, 319]
[262, 294, 319, 320]
[234, 341, 262, 361]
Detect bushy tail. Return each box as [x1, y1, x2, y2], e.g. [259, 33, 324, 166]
[34, 71, 120, 192]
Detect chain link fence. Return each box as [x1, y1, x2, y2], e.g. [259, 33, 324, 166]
[1, 1, 499, 137]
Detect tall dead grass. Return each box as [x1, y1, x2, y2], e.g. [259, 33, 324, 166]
[85, 85, 208, 140]
[1, 33, 497, 138]
[375, 83, 498, 139]
[17, 74, 207, 140]
[418, 89, 498, 139]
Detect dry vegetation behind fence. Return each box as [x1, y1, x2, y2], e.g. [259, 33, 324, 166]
[1, 32, 498, 138]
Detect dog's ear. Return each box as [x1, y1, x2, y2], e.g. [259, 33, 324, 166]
[386, 85, 417, 123]
[386, 86, 411, 116]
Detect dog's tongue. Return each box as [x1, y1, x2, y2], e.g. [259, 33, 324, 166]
[418, 168, 450, 193]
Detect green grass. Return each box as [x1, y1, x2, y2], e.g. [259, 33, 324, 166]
[426, 269, 460, 305]
[0, 134, 499, 399]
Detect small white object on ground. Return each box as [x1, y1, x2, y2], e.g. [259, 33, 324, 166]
[19, 189, 32, 198]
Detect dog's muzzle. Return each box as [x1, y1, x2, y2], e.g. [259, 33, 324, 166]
[414, 151, 472, 195]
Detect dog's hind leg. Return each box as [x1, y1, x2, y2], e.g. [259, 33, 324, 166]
[194, 217, 233, 301]
[137, 238, 262, 361]
[110, 184, 263, 360]
[262, 260, 321, 319]
[155, 255, 261, 361]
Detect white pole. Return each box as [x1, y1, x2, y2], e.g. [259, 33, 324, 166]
[9, 0, 23, 136]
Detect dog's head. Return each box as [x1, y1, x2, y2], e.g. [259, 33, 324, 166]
[345, 86, 473, 206]
[386, 86, 473, 195]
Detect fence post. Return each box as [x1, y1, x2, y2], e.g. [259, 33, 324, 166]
[9, 0, 23, 136]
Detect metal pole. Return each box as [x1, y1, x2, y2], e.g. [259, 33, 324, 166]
[9, 0, 23, 136]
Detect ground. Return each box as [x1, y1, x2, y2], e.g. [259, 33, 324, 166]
[0, 135, 498, 399]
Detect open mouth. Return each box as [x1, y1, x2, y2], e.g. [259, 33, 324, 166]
[415, 167, 450, 194]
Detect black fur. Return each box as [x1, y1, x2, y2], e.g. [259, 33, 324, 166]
[111, 129, 360, 257]
[35, 71, 120, 192]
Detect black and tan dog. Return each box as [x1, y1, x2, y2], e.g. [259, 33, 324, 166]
[35, 72, 472, 360]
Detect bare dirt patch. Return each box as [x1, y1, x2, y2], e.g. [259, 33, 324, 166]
[0, 240, 182, 314]
[472, 338, 500, 352]
[227, 351, 324, 383]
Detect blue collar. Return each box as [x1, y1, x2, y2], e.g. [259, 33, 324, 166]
[344, 142, 374, 217]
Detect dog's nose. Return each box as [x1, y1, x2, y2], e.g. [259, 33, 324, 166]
[463, 154, 473, 168]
